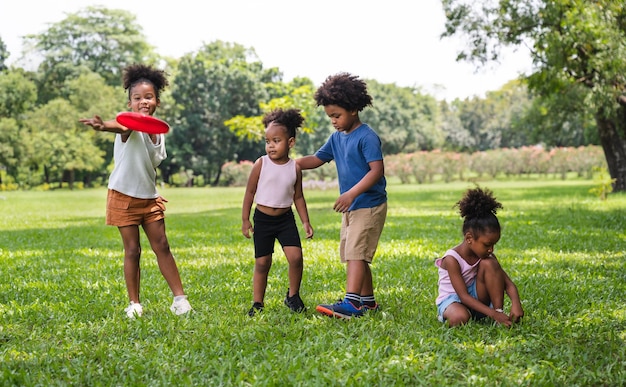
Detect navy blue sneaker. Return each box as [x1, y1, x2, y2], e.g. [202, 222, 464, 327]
[363, 303, 380, 313]
[316, 299, 364, 319]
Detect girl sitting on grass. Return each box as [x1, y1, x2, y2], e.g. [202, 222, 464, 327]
[435, 186, 524, 327]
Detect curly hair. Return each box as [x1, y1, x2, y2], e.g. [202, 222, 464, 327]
[456, 186, 503, 236]
[122, 64, 169, 100]
[314, 72, 373, 111]
[262, 108, 305, 138]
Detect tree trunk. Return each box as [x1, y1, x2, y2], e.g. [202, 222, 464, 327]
[595, 112, 626, 192]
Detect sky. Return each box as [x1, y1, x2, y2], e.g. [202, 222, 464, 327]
[0, 0, 532, 100]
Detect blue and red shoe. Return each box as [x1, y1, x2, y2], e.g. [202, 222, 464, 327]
[316, 299, 364, 319]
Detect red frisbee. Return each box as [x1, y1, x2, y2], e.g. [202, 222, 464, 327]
[116, 112, 170, 134]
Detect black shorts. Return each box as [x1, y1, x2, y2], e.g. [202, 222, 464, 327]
[253, 208, 302, 258]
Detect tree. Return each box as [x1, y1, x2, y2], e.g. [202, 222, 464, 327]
[0, 69, 37, 119]
[167, 41, 272, 186]
[0, 36, 8, 72]
[23, 6, 156, 104]
[362, 80, 444, 154]
[22, 99, 104, 188]
[439, 100, 474, 151]
[225, 77, 331, 157]
[441, 0, 626, 191]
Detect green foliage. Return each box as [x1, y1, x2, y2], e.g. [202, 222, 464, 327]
[0, 182, 624, 385]
[24, 6, 156, 103]
[589, 166, 616, 200]
[0, 35, 7, 72]
[362, 80, 443, 153]
[166, 41, 270, 186]
[0, 5, 615, 191]
[0, 69, 37, 119]
[441, 0, 626, 191]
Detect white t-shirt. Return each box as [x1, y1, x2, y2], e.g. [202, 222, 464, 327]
[107, 131, 166, 199]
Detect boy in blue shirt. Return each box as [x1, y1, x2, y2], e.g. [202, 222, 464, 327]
[297, 72, 387, 319]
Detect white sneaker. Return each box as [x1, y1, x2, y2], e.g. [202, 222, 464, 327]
[125, 302, 143, 318]
[170, 296, 192, 315]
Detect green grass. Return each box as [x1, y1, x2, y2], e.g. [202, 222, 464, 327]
[1, 181, 625, 386]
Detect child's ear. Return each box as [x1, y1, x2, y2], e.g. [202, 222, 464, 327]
[288, 137, 295, 148]
[464, 232, 474, 244]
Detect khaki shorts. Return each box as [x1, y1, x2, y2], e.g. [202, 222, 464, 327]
[340, 202, 387, 263]
[106, 189, 165, 227]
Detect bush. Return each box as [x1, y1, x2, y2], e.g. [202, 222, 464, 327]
[220, 160, 254, 187]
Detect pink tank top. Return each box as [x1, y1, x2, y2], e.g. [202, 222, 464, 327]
[255, 155, 296, 208]
[435, 249, 481, 304]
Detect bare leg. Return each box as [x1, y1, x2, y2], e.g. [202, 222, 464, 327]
[476, 257, 506, 310]
[345, 260, 366, 294]
[143, 219, 184, 296]
[283, 246, 303, 297]
[360, 262, 374, 296]
[118, 225, 142, 303]
[253, 255, 272, 303]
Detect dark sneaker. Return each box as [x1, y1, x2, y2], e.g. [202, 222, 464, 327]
[363, 303, 380, 313]
[248, 302, 264, 317]
[284, 290, 306, 313]
[316, 299, 364, 319]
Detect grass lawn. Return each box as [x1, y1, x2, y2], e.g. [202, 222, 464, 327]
[0, 180, 624, 386]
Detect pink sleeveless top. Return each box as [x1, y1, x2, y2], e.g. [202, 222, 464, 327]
[435, 249, 481, 304]
[255, 155, 296, 208]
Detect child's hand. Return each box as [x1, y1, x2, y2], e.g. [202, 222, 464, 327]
[493, 310, 513, 327]
[333, 193, 354, 213]
[242, 220, 253, 238]
[303, 222, 314, 239]
[79, 115, 105, 131]
[510, 304, 524, 323]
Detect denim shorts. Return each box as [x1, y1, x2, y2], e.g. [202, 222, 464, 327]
[437, 280, 478, 322]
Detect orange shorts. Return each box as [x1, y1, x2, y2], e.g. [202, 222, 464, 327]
[339, 202, 387, 263]
[106, 189, 165, 227]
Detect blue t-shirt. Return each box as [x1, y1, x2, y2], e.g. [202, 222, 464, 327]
[315, 123, 387, 210]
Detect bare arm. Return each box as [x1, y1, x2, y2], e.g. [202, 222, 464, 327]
[241, 158, 262, 238]
[293, 164, 313, 239]
[503, 270, 524, 322]
[296, 155, 325, 170]
[333, 159, 384, 213]
[79, 115, 132, 143]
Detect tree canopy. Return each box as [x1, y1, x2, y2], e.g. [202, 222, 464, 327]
[0, 5, 609, 189]
[442, 0, 626, 190]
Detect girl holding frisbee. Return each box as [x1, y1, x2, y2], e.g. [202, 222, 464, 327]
[80, 64, 192, 318]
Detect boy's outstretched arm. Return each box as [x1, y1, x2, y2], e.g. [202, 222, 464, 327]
[296, 155, 324, 170]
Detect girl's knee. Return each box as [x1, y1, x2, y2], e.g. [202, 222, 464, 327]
[444, 303, 471, 327]
[124, 246, 141, 260]
[255, 256, 272, 273]
[478, 257, 502, 275]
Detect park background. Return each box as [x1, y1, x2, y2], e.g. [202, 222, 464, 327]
[0, 2, 625, 386]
